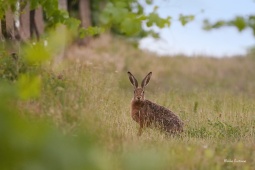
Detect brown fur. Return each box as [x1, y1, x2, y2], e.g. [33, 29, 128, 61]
[128, 72, 183, 136]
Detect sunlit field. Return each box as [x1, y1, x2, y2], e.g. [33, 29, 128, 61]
[1, 35, 255, 170]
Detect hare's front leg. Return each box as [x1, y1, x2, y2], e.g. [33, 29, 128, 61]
[137, 119, 144, 136]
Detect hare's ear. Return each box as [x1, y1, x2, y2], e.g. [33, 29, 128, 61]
[127, 71, 138, 88]
[141, 72, 152, 88]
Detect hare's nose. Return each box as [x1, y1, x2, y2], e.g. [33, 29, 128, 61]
[137, 96, 141, 100]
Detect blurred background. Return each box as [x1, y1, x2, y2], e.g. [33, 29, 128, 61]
[140, 0, 255, 57]
[0, 0, 255, 170]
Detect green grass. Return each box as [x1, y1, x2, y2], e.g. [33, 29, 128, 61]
[5, 35, 255, 169]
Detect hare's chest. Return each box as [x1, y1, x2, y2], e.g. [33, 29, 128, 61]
[131, 106, 151, 125]
[131, 109, 141, 123]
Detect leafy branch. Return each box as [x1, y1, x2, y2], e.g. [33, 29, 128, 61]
[204, 15, 255, 36]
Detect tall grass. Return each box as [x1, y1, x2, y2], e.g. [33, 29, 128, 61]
[16, 35, 255, 169]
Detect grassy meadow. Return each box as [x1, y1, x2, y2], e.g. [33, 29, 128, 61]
[2, 35, 255, 169]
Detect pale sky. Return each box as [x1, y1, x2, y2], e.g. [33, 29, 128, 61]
[139, 0, 255, 57]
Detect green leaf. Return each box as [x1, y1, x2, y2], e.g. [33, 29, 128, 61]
[179, 14, 195, 26]
[203, 19, 211, 30]
[153, 5, 158, 11]
[79, 26, 105, 38]
[121, 17, 141, 36]
[30, 0, 40, 10]
[65, 18, 80, 30]
[249, 16, 255, 36]
[146, 0, 153, 5]
[148, 12, 159, 23]
[17, 74, 41, 100]
[146, 21, 153, 27]
[156, 19, 166, 28]
[137, 15, 147, 21]
[112, 8, 129, 23]
[137, 3, 144, 14]
[147, 12, 171, 28]
[23, 43, 51, 65]
[99, 13, 111, 25]
[149, 31, 159, 39]
[115, 1, 128, 8]
[231, 16, 246, 32]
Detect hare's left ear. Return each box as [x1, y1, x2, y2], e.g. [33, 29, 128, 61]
[127, 71, 138, 88]
[141, 72, 152, 88]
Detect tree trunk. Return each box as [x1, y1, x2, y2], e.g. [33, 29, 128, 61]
[59, 0, 68, 10]
[29, 6, 44, 41]
[34, 6, 44, 36]
[54, 0, 68, 64]
[0, 20, 2, 40]
[4, 6, 20, 54]
[19, 2, 30, 41]
[5, 7, 15, 40]
[78, 0, 92, 45]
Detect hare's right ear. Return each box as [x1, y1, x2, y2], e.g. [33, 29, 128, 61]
[127, 71, 138, 88]
[141, 72, 152, 88]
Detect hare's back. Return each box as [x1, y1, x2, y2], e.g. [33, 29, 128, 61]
[144, 100, 177, 118]
[145, 100, 183, 132]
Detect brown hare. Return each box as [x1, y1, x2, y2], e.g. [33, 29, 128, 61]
[127, 71, 183, 136]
